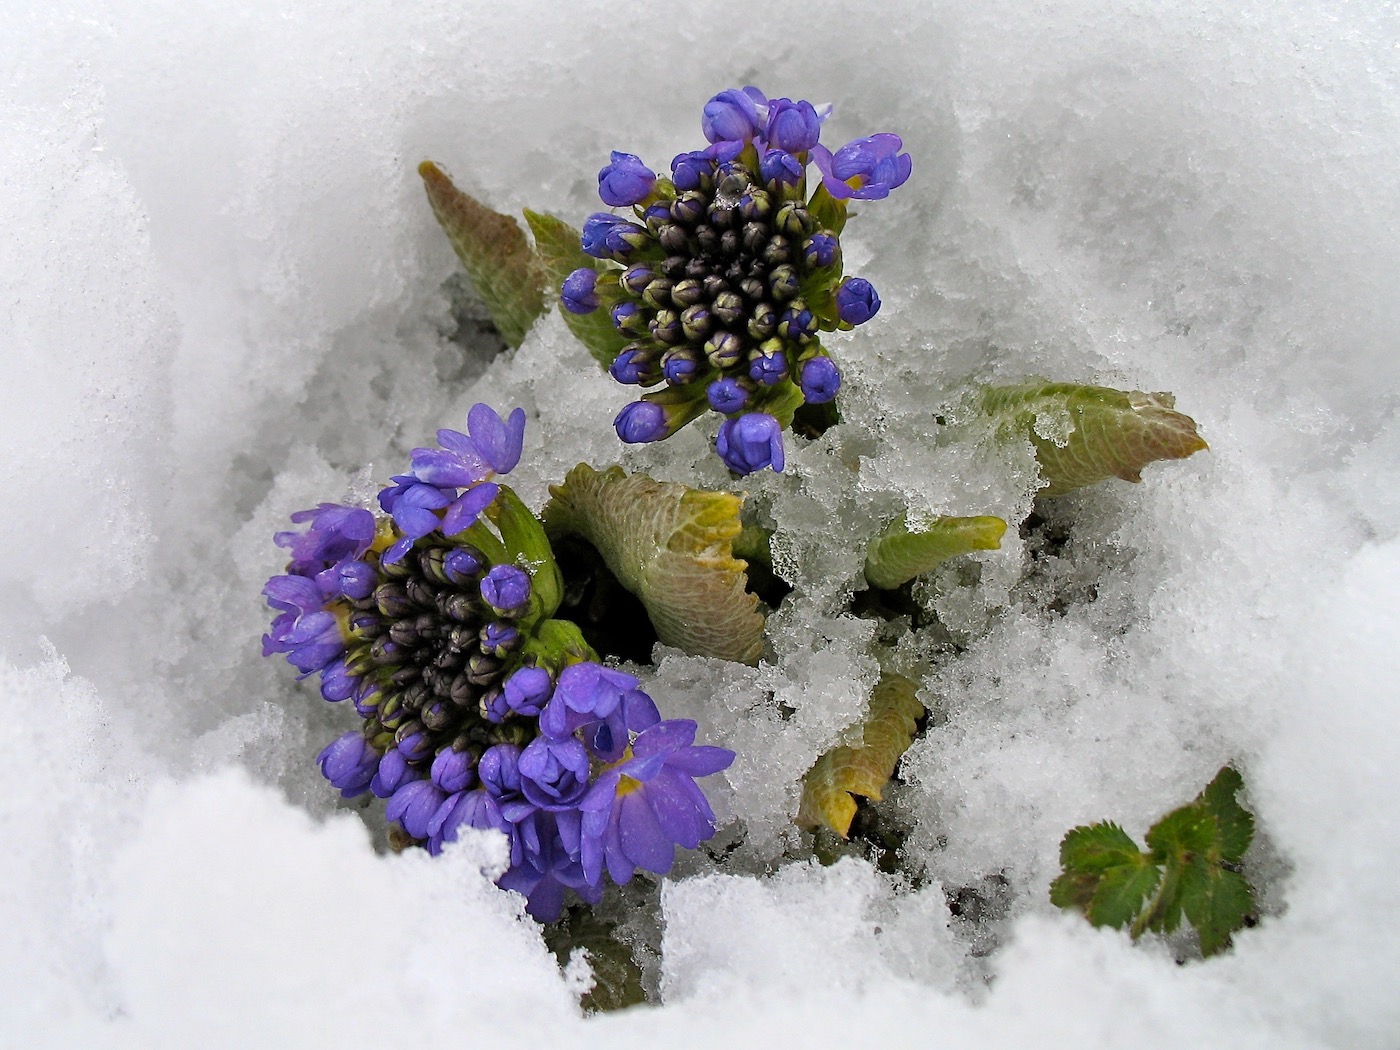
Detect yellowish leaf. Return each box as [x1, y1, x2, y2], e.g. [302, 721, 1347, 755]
[797, 673, 925, 837]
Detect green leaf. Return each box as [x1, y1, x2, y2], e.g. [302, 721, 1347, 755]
[482, 484, 564, 625]
[524, 209, 630, 369]
[1053, 766, 1259, 957]
[863, 514, 1008, 590]
[542, 464, 765, 664]
[1181, 865, 1255, 957]
[1200, 765, 1254, 863]
[981, 381, 1208, 497]
[419, 161, 544, 349]
[1050, 822, 1162, 930]
[797, 672, 925, 837]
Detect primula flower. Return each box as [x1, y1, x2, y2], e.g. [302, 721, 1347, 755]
[836, 277, 882, 325]
[567, 87, 910, 471]
[265, 403, 734, 922]
[812, 133, 912, 201]
[580, 719, 734, 885]
[597, 151, 657, 207]
[561, 268, 600, 314]
[717, 413, 786, 475]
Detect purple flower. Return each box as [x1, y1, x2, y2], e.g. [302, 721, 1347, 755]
[702, 86, 768, 144]
[717, 413, 786, 475]
[430, 747, 478, 794]
[318, 657, 356, 702]
[579, 719, 734, 885]
[539, 661, 659, 762]
[317, 732, 380, 798]
[502, 665, 553, 717]
[614, 401, 668, 443]
[706, 378, 749, 414]
[517, 735, 591, 811]
[386, 779, 448, 840]
[262, 575, 346, 673]
[412, 404, 526, 486]
[597, 151, 657, 206]
[497, 810, 602, 922]
[800, 356, 842, 404]
[481, 564, 531, 615]
[610, 346, 654, 385]
[377, 474, 453, 563]
[478, 744, 524, 802]
[765, 98, 822, 152]
[480, 621, 520, 657]
[836, 277, 881, 325]
[748, 351, 788, 386]
[671, 150, 713, 192]
[581, 214, 648, 259]
[561, 267, 600, 314]
[274, 503, 376, 577]
[427, 788, 506, 856]
[760, 148, 804, 186]
[662, 352, 699, 385]
[803, 232, 839, 270]
[812, 133, 912, 201]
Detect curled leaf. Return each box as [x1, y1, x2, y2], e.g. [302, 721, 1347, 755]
[419, 161, 544, 348]
[864, 514, 1007, 590]
[981, 381, 1208, 497]
[797, 672, 925, 837]
[524, 209, 630, 369]
[543, 464, 764, 664]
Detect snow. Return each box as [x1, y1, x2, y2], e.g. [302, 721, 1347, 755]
[4, 1, 1399, 1046]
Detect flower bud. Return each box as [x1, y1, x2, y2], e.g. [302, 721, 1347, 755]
[430, 746, 478, 794]
[717, 413, 786, 475]
[836, 277, 881, 325]
[800, 356, 842, 404]
[598, 150, 657, 206]
[561, 267, 600, 314]
[707, 378, 750, 414]
[480, 565, 531, 615]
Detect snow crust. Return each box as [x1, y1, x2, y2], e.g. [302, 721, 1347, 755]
[4, 1, 1398, 1045]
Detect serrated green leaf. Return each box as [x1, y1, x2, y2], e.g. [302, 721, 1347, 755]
[1058, 821, 1145, 872]
[1144, 802, 1216, 865]
[524, 209, 630, 369]
[797, 673, 925, 837]
[1200, 766, 1254, 863]
[1060, 767, 1260, 956]
[864, 514, 1008, 590]
[1181, 865, 1255, 957]
[543, 464, 764, 664]
[419, 162, 544, 349]
[1051, 822, 1161, 929]
[1090, 857, 1164, 930]
[981, 381, 1208, 497]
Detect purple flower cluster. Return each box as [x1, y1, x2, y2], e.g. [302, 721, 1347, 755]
[564, 87, 910, 475]
[263, 404, 734, 922]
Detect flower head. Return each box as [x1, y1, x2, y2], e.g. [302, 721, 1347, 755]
[264, 408, 732, 921]
[569, 88, 908, 467]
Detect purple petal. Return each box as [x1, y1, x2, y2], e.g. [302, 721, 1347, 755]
[468, 404, 526, 475]
[441, 482, 499, 536]
[619, 791, 674, 875]
[665, 744, 735, 778]
[633, 719, 698, 757]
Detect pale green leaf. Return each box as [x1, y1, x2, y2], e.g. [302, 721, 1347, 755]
[797, 673, 925, 837]
[419, 161, 544, 349]
[542, 464, 764, 664]
[864, 514, 1007, 590]
[524, 209, 630, 369]
[981, 381, 1208, 497]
